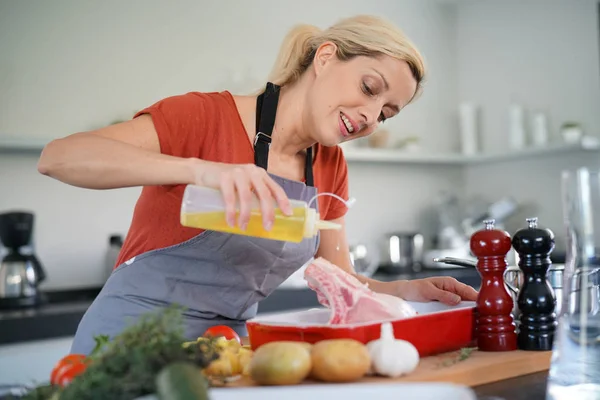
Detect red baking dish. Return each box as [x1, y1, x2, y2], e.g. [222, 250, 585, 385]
[247, 301, 477, 357]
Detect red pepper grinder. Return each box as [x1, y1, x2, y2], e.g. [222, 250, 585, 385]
[470, 219, 517, 351]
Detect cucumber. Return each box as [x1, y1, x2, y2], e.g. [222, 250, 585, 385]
[156, 362, 210, 400]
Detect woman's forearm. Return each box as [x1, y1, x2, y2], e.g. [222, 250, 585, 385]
[38, 133, 197, 189]
[353, 273, 403, 296]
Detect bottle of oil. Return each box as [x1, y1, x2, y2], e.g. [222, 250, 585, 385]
[179, 184, 344, 243]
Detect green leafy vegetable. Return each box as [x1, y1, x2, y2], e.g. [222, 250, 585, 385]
[438, 346, 476, 368]
[22, 304, 220, 400]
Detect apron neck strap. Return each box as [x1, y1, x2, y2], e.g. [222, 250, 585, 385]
[254, 82, 314, 187]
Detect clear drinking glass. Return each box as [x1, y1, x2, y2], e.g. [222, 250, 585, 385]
[546, 168, 600, 400]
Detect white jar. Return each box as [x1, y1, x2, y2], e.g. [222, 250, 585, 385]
[531, 112, 549, 147]
[459, 102, 479, 155]
[508, 104, 526, 150]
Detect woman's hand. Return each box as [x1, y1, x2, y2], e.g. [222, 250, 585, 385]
[392, 277, 479, 306]
[192, 161, 293, 231]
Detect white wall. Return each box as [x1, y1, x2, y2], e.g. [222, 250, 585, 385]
[0, 0, 459, 146]
[0, 154, 141, 288]
[456, 0, 600, 249]
[456, 0, 600, 152]
[0, 0, 462, 290]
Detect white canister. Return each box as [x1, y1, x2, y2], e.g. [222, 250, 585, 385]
[531, 112, 549, 147]
[459, 102, 479, 155]
[509, 104, 526, 150]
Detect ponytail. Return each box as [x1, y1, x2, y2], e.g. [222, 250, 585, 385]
[267, 24, 321, 87]
[260, 16, 426, 103]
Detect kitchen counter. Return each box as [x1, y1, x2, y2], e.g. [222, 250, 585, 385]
[0, 262, 556, 399]
[0, 285, 327, 345]
[0, 288, 100, 345]
[0, 262, 545, 400]
[474, 371, 548, 400]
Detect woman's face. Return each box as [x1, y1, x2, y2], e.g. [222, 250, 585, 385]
[305, 42, 418, 147]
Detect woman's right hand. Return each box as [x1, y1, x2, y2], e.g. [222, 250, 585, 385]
[192, 160, 293, 231]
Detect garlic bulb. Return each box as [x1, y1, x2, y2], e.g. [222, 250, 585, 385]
[366, 322, 420, 378]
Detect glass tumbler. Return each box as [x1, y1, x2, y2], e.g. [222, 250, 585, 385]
[546, 168, 600, 400]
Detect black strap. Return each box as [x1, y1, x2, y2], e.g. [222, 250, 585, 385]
[254, 82, 314, 187]
[305, 146, 314, 187]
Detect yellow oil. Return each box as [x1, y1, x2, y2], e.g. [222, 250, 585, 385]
[180, 206, 308, 243]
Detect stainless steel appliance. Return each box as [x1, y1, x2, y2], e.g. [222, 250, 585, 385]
[378, 232, 424, 273]
[349, 243, 379, 277]
[0, 211, 47, 309]
[104, 234, 123, 281]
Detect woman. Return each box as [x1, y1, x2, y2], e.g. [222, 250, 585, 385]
[38, 15, 478, 355]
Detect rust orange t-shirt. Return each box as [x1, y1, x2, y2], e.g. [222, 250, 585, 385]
[115, 91, 349, 267]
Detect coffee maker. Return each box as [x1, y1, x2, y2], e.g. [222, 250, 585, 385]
[0, 211, 47, 309]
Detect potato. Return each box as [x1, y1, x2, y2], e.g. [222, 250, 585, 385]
[310, 339, 371, 382]
[249, 341, 312, 385]
[298, 342, 313, 351]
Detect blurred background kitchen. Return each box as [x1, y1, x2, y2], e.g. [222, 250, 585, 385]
[0, 0, 599, 386]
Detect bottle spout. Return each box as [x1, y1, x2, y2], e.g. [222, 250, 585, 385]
[315, 219, 342, 231]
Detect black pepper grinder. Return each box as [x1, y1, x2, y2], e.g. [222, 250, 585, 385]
[511, 217, 558, 351]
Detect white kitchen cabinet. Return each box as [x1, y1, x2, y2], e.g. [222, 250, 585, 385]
[0, 336, 73, 386]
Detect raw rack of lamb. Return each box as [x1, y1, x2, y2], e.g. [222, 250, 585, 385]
[304, 257, 418, 324]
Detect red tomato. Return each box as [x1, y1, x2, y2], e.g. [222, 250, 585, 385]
[203, 325, 241, 343]
[50, 354, 88, 387]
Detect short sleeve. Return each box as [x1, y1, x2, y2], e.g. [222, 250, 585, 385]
[133, 92, 210, 158]
[323, 148, 349, 221]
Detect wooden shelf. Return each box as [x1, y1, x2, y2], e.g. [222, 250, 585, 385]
[342, 148, 465, 165]
[0, 137, 49, 153]
[342, 141, 600, 166]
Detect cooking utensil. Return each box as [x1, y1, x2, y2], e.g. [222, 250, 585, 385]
[349, 244, 378, 277]
[247, 301, 476, 357]
[379, 232, 424, 273]
[433, 257, 476, 269]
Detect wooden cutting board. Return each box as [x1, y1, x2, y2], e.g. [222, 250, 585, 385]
[226, 344, 552, 388]
[363, 348, 551, 387]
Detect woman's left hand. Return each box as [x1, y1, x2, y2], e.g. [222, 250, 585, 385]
[393, 277, 479, 306]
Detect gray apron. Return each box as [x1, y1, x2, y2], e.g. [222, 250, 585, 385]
[70, 82, 320, 355]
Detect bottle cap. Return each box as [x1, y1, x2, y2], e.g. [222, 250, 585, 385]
[304, 208, 341, 238]
[315, 219, 342, 231]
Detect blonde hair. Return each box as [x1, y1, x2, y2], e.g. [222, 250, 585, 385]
[267, 15, 426, 103]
